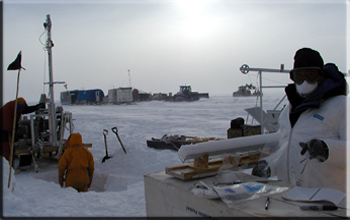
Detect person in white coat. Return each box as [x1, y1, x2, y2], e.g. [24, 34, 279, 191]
[252, 48, 348, 193]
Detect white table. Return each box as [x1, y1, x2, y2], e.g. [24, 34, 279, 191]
[144, 171, 347, 218]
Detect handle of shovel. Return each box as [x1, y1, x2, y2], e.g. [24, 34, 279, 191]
[103, 129, 108, 136]
[111, 127, 127, 154]
[103, 129, 108, 156]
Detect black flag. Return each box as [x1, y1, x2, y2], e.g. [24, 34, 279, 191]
[7, 51, 24, 70]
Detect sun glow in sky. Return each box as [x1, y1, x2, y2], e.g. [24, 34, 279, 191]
[173, 0, 221, 40]
[1, 0, 347, 103]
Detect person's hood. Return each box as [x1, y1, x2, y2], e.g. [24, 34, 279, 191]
[64, 133, 83, 148]
[15, 97, 28, 113]
[16, 97, 27, 105]
[286, 63, 348, 113]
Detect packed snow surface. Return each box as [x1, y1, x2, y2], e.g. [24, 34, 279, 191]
[2, 95, 287, 217]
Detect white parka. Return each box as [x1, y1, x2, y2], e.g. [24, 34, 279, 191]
[267, 95, 347, 192]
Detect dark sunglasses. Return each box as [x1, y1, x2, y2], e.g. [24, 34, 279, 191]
[290, 67, 323, 85]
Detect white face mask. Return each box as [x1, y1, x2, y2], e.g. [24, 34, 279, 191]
[296, 81, 318, 97]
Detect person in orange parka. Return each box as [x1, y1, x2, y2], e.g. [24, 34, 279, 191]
[0, 97, 45, 161]
[58, 133, 94, 192]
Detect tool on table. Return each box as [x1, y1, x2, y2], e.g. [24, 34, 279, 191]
[102, 129, 112, 163]
[111, 127, 127, 154]
[265, 197, 270, 210]
[300, 205, 338, 211]
[213, 179, 281, 187]
[213, 180, 244, 186]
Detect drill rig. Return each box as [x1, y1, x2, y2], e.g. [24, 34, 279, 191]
[12, 15, 75, 171]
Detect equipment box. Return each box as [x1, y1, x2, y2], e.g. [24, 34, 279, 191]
[227, 125, 261, 138]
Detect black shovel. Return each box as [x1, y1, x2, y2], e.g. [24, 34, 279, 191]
[111, 127, 127, 154]
[102, 129, 112, 163]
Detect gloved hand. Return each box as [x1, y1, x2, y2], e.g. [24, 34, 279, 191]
[59, 176, 64, 187]
[88, 175, 93, 188]
[38, 102, 46, 109]
[251, 160, 271, 178]
[299, 139, 329, 162]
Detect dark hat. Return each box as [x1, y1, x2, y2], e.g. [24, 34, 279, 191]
[293, 48, 324, 69]
[290, 48, 324, 81]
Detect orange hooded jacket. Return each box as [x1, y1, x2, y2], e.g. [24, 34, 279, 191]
[58, 133, 94, 192]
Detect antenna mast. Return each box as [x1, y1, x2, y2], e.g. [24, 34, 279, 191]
[128, 69, 131, 87]
[43, 14, 57, 146]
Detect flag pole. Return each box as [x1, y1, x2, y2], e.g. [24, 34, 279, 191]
[6, 50, 24, 188]
[8, 67, 21, 188]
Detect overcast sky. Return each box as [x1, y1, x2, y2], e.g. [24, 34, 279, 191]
[2, 0, 349, 103]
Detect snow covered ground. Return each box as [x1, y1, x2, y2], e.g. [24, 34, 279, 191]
[2, 95, 288, 217]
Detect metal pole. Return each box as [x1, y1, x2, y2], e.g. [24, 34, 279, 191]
[45, 14, 57, 146]
[259, 71, 263, 134]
